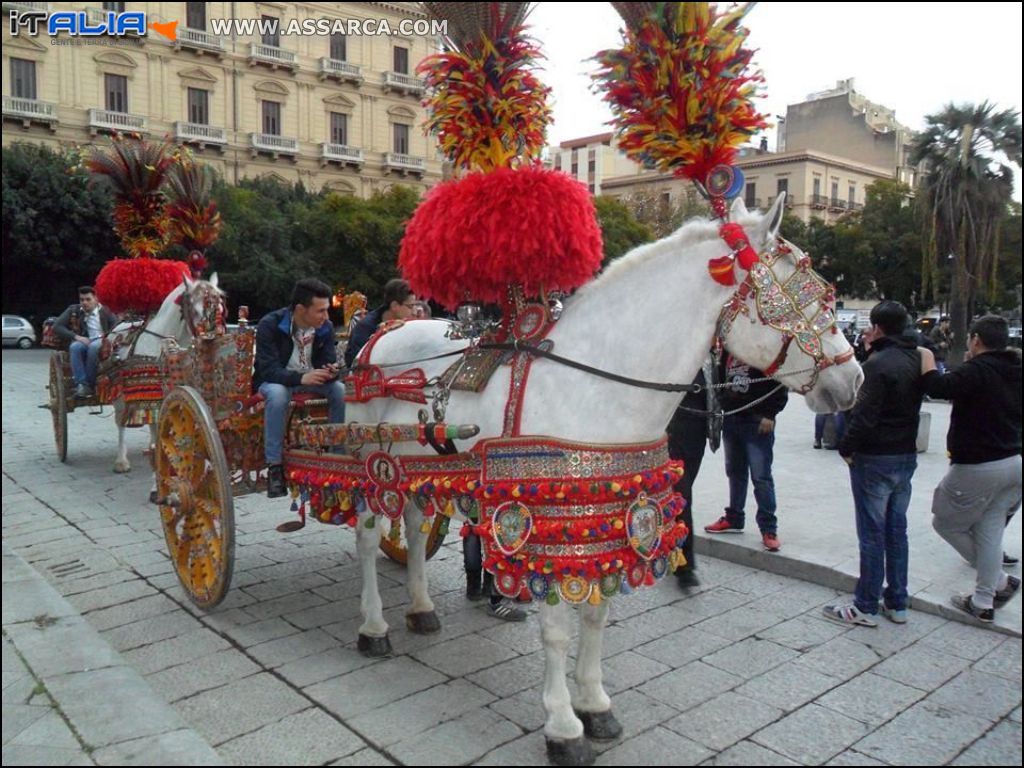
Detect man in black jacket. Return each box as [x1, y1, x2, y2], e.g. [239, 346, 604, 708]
[343, 278, 418, 369]
[53, 286, 118, 398]
[824, 301, 925, 628]
[924, 315, 1022, 623]
[704, 353, 788, 552]
[255, 279, 345, 498]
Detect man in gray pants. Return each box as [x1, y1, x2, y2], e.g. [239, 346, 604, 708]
[922, 316, 1022, 623]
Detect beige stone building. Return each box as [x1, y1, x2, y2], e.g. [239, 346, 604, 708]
[2, 1, 443, 196]
[559, 78, 918, 225]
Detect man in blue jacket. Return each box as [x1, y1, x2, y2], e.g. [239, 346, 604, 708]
[255, 279, 345, 498]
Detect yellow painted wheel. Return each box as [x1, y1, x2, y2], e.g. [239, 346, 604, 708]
[49, 353, 68, 463]
[155, 386, 234, 609]
[379, 511, 448, 565]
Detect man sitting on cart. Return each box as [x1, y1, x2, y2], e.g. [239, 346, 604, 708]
[255, 278, 346, 498]
[53, 285, 118, 399]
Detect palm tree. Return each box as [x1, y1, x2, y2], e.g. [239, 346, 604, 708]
[911, 102, 1021, 361]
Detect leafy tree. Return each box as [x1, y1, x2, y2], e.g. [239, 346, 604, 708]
[593, 196, 652, 267]
[1, 142, 121, 320]
[911, 102, 1021, 359]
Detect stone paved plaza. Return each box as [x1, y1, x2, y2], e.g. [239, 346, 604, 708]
[3, 348, 1021, 765]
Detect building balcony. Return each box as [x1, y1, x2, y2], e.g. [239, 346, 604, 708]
[321, 143, 364, 167]
[383, 152, 425, 175]
[382, 71, 424, 97]
[3, 1, 49, 12]
[810, 193, 829, 209]
[249, 43, 298, 71]
[174, 121, 226, 147]
[320, 58, 363, 85]
[848, 201, 863, 211]
[88, 108, 145, 135]
[175, 26, 225, 56]
[251, 132, 298, 158]
[2, 95, 58, 129]
[829, 198, 848, 211]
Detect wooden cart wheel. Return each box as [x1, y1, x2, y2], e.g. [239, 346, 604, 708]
[49, 353, 68, 463]
[379, 512, 449, 565]
[155, 386, 234, 610]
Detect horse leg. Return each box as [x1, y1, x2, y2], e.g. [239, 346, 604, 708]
[540, 601, 593, 766]
[355, 503, 391, 657]
[404, 503, 440, 635]
[574, 600, 622, 741]
[113, 400, 131, 473]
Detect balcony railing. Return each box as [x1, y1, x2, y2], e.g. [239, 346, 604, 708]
[829, 198, 847, 211]
[249, 43, 298, 69]
[321, 143, 364, 165]
[384, 152, 425, 173]
[320, 58, 363, 84]
[383, 71, 424, 96]
[810, 193, 829, 208]
[251, 133, 298, 155]
[88, 108, 145, 133]
[4, 1, 50, 12]
[2, 95, 58, 124]
[175, 121, 226, 144]
[176, 26, 225, 54]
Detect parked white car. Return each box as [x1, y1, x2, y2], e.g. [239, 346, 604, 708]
[2, 315, 37, 349]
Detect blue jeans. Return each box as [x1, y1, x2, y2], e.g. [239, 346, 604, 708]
[69, 338, 102, 386]
[849, 454, 917, 614]
[814, 412, 846, 445]
[259, 381, 346, 464]
[723, 415, 778, 534]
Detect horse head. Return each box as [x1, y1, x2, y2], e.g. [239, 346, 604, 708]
[180, 272, 227, 341]
[715, 195, 863, 413]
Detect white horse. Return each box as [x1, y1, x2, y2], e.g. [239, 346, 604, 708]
[110, 274, 224, 475]
[348, 196, 862, 764]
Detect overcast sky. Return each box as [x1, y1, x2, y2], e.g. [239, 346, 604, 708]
[527, 2, 1023, 197]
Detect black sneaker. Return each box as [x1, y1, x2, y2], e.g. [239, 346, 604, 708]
[267, 464, 287, 499]
[1004, 552, 1020, 566]
[74, 383, 93, 399]
[950, 594, 994, 624]
[487, 598, 527, 622]
[994, 575, 1021, 609]
[813, 439, 822, 449]
[675, 568, 700, 589]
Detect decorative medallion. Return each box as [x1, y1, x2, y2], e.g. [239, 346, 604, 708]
[491, 501, 533, 555]
[599, 572, 621, 598]
[529, 572, 550, 600]
[651, 556, 669, 579]
[373, 488, 405, 520]
[626, 493, 662, 561]
[365, 450, 401, 489]
[627, 562, 647, 588]
[559, 575, 591, 604]
[496, 571, 521, 598]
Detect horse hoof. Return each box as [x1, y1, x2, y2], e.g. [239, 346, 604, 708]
[357, 633, 393, 658]
[575, 709, 623, 742]
[113, 462, 131, 474]
[546, 736, 594, 767]
[406, 610, 441, 635]
[149, 490, 158, 504]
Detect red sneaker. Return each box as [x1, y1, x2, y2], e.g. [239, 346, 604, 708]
[705, 516, 743, 534]
[762, 533, 781, 552]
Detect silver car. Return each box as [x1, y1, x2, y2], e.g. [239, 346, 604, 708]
[2, 315, 37, 349]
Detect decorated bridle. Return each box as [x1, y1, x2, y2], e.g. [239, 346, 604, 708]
[712, 229, 856, 395]
[180, 280, 227, 340]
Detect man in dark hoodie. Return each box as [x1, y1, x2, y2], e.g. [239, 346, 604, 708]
[923, 315, 1022, 623]
[704, 353, 788, 552]
[824, 301, 926, 628]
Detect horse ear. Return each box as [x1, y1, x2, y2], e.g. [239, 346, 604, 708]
[209, 272, 219, 290]
[183, 274, 195, 292]
[730, 197, 749, 218]
[761, 193, 786, 246]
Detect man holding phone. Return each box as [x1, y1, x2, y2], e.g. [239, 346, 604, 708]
[255, 278, 345, 498]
